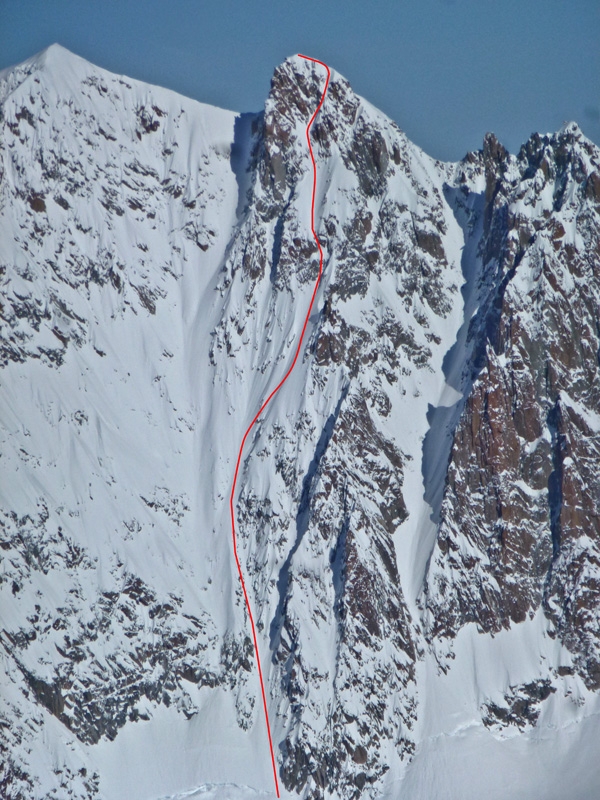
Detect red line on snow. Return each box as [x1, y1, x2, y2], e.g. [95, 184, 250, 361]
[229, 55, 330, 798]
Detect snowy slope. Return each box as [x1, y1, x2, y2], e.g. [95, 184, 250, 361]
[0, 43, 270, 799]
[1, 45, 600, 800]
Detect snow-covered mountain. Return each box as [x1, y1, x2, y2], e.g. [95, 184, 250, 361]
[1, 44, 600, 800]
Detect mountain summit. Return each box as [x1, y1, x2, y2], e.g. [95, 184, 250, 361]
[1, 47, 600, 800]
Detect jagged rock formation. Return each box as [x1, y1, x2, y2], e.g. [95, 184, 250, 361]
[1, 45, 599, 800]
[424, 125, 600, 694]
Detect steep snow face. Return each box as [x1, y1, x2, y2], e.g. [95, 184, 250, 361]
[210, 55, 467, 796]
[1, 46, 600, 800]
[0, 43, 263, 799]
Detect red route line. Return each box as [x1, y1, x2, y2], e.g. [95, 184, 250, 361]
[229, 55, 330, 798]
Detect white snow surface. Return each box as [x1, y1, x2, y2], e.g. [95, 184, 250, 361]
[0, 45, 599, 799]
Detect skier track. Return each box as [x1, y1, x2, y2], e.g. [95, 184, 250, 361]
[229, 54, 331, 798]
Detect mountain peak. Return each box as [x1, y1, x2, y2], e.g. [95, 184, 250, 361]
[16, 42, 92, 76]
[36, 42, 111, 82]
[266, 54, 359, 140]
[273, 53, 328, 79]
[35, 42, 77, 61]
[0, 42, 100, 105]
[268, 54, 332, 116]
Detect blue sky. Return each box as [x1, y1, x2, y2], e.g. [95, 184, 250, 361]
[0, 0, 597, 161]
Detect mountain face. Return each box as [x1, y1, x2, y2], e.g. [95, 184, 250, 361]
[1, 45, 599, 800]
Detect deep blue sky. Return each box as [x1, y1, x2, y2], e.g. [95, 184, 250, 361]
[0, 0, 598, 161]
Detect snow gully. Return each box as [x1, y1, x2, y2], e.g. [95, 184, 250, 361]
[228, 55, 331, 798]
